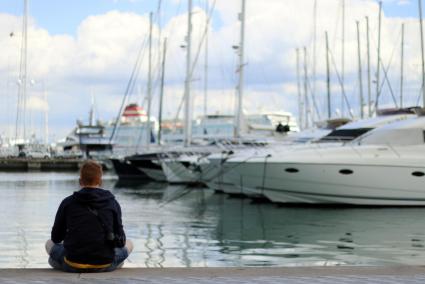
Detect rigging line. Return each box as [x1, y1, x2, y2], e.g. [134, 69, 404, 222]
[172, 0, 217, 127]
[305, 70, 322, 121]
[328, 48, 353, 118]
[331, 1, 342, 49]
[374, 27, 402, 111]
[416, 85, 424, 106]
[189, 0, 217, 79]
[376, 57, 399, 109]
[109, 36, 148, 143]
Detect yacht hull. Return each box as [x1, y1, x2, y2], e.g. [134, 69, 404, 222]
[110, 158, 151, 180]
[127, 154, 167, 182]
[161, 160, 201, 184]
[230, 160, 425, 205]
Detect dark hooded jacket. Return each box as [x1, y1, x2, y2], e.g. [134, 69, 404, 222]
[51, 188, 126, 265]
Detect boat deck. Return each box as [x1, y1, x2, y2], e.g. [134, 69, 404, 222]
[2, 267, 425, 283]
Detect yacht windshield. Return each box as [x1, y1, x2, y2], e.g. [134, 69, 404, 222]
[317, 128, 373, 142]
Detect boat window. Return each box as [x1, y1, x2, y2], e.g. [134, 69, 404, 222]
[285, 168, 299, 173]
[317, 128, 373, 142]
[339, 169, 354, 175]
[412, 171, 425, 177]
[358, 128, 425, 146]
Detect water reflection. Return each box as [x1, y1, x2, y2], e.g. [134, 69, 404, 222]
[1, 172, 425, 268]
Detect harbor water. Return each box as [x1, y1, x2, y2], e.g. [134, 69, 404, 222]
[1, 172, 425, 268]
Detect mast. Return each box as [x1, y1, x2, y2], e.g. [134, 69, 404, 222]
[234, 0, 246, 138]
[312, 0, 317, 122]
[16, 0, 29, 141]
[146, 12, 153, 150]
[203, 0, 209, 118]
[303, 47, 309, 129]
[341, 0, 345, 117]
[89, 93, 95, 126]
[400, 23, 405, 108]
[356, 21, 364, 119]
[183, 0, 193, 147]
[43, 82, 48, 144]
[325, 32, 331, 120]
[376, 1, 382, 113]
[296, 48, 303, 129]
[366, 16, 372, 117]
[158, 38, 167, 145]
[419, 0, 425, 106]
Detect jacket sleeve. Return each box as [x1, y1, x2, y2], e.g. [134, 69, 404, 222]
[51, 199, 67, 243]
[113, 200, 126, 248]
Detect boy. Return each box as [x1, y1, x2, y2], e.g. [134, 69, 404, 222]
[45, 160, 133, 272]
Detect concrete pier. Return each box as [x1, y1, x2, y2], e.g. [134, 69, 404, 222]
[2, 267, 425, 283]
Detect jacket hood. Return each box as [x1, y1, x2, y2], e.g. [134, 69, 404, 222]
[73, 188, 115, 210]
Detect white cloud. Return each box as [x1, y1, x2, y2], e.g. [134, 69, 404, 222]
[0, 0, 424, 140]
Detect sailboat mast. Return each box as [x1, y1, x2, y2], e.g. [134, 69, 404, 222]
[203, 0, 209, 118]
[400, 23, 405, 108]
[376, 1, 382, 113]
[325, 32, 331, 120]
[43, 82, 48, 144]
[341, 0, 345, 117]
[296, 48, 303, 129]
[184, 0, 193, 147]
[303, 47, 309, 129]
[356, 21, 364, 119]
[312, 0, 317, 122]
[366, 16, 372, 117]
[158, 38, 167, 145]
[235, 0, 246, 138]
[146, 12, 153, 150]
[419, 0, 425, 106]
[16, 0, 29, 141]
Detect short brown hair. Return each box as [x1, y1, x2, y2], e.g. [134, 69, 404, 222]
[80, 160, 103, 186]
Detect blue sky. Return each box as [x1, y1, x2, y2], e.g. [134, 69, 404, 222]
[1, 0, 195, 35]
[0, 0, 420, 35]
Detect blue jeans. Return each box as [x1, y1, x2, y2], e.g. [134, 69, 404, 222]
[48, 243, 129, 273]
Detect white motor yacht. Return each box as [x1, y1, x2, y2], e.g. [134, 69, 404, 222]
[205, 112, 416, 197]
[232, 114, 425, 205]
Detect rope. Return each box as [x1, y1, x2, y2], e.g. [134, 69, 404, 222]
[328, 48, 353, 118]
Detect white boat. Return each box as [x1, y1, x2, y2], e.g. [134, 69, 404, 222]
[161, 110, 299, 184]
[205, 112, 416, 197]
[233, 114, 425, 205]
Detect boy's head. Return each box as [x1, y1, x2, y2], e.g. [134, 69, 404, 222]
[79, 160, 103, 188]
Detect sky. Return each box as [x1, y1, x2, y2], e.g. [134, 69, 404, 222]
[0, 0, 423, 141]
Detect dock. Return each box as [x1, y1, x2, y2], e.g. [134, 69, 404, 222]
[2, 267, 425, 283]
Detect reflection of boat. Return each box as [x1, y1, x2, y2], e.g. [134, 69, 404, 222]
[113, 180, 168, 201]
[212, 193, 425, 266]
